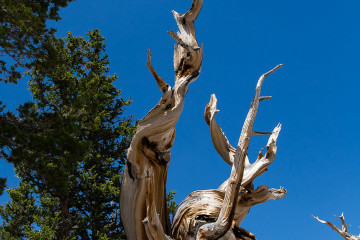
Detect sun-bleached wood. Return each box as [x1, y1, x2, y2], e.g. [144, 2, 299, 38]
[120, 0, 203, 239]
[313, 214, 360, 240]
[142, 169, 172, 240]
[174, 66, 286, 240]
[120, 1, 286, 239]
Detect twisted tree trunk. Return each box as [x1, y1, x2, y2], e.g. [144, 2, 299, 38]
[120, 1, 286, 239]
[120, 1, 203, 239]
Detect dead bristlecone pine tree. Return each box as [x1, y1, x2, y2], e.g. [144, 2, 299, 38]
[120, 1, 286, 239]
[313, 213, 360, 240]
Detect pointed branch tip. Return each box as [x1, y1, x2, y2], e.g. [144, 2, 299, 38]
[263, 64, 284, 77]
[185, 0, 203, 21]
[146, 49, 169, 93]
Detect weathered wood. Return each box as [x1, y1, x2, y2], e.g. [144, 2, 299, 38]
[204, 94, 239, 166]
[121, 1, 286, 239]
[313, 213, 360, 240]
[146, 49, 169, 93]
[142, 169, 172, 240]
[172, 186, 285, 240]
[172, 66, 285, 240]
[120, 1, 203, 239]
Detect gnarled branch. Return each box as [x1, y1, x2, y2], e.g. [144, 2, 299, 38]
[204, 94, 238, 166]
[171, 65, 286, 240]
[196, 65, 283, 240]
[120, 1, 203, 239]
[218, 123, 282, 191]
[121, 1, 286, 239]
[313, 213, 360, 240]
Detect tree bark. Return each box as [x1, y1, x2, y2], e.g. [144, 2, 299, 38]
[59, 195, 70, 239]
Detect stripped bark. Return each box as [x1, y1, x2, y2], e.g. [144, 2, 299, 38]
[120, 1, 203, 239]
[142, 169, 172, 240]
[172, 66, 286, 240]
[313, 213, 360, 240]
[120, 1, 286, 239]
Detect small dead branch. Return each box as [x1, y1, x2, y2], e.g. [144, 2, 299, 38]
[313, 213, 360, 240]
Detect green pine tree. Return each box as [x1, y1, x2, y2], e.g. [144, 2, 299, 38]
[0, 30, 135, 239]
[0, 0, 74, 83]
[0, 0, 75, 196]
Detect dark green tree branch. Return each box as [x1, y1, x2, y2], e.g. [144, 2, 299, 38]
[0, 30, 135, 239]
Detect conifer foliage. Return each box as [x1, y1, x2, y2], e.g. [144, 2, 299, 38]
[0, 0, 74, 83]
[0, 30, 135, 239]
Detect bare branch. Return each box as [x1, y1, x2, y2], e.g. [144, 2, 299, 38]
[263, 64, 283, 77]
[313, 214, 360, 240]
[242, 186, 286, 205]
[122, 1, 286, 239]
[197, 65, 283, 240]
[218, 124, 282, 191]
[337, 213, 349, 233]
[259, 96, 272, 101]
[146, 49, 169, 93]
[204, 94, 237, 166]
[237, 64, 283, 151]
[241, 124, 282, 188]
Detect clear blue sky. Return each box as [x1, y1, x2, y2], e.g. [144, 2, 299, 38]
[1, 0, 360, 239]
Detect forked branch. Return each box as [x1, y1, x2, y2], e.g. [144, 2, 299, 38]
[122, 1, 286, 239]
[196, 65, 284, 240]
[313, 213, 360, 240]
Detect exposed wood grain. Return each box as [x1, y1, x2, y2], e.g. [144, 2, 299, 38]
[120, 2, 286, 239]
[120, 1, 203, 239]
[195, 65, 284, 240]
